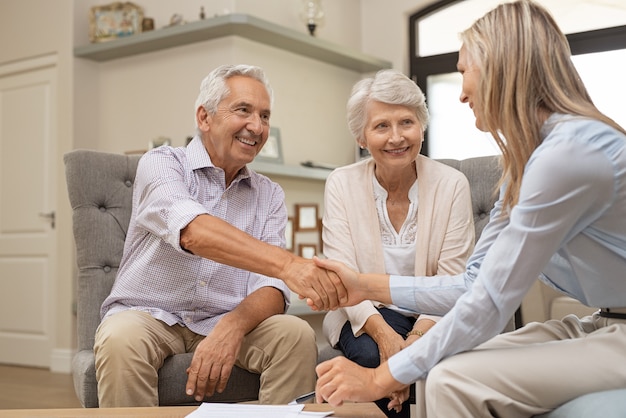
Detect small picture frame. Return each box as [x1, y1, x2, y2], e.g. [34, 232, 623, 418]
[256, 127, 283, 164]
[298, 244, 317, 259]
[89, 2, 144, 43]
[318, 218, 324, 254]
[295, 204, 319, 232]
[285, 217, 294, 252]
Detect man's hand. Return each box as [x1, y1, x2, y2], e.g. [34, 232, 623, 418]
[315, 357, 405, 407]
[184, 287, 283, 401]
[185, 320, 244, 401]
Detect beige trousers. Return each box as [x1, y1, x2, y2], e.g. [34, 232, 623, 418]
[413, 313, 626, 418]
[94, 310, 317, 407]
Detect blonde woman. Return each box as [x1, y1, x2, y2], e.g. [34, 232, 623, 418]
[314, 1, 626, 416]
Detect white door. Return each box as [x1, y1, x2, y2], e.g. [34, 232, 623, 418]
[0, 56, 58, 367]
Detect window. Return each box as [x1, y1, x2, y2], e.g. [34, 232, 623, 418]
[410, 0, 626, 158]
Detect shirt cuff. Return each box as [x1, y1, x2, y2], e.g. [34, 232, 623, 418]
[248, 274, 291, 309]
[389, 275, 418, 312]
[166, 201, 210, 251]
[387, 346, 424, 385]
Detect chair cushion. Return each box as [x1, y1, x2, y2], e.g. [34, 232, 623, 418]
[537, 389, 626, 418]
[72, 349, 260, 407]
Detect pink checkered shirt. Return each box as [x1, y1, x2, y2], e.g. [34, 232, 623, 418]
[101, 137, 290, 336]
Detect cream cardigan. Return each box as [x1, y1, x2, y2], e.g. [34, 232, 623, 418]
[322, 155, 475, 347]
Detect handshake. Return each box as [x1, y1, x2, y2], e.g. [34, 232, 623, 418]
[283, 256, 385, 312]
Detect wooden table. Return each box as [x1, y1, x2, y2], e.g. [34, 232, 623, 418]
[0, 403, 385, 417]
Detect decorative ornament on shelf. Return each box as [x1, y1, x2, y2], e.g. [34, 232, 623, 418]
[168, 13, 185, 27]
[141, 17, 154, 32]
[89, 2, 144, 43]
[299, 0, 325, 36]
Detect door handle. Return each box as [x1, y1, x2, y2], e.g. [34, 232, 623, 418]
[39, 211, 55, 229]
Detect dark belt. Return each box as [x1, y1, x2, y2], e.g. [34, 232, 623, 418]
[599, 308, 626, 320]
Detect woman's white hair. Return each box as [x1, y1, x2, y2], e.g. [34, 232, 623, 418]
[346, 69, 428, 144]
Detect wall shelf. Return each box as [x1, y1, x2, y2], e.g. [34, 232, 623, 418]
[249, 161, 331, 181]
[74, 13, 392, 73]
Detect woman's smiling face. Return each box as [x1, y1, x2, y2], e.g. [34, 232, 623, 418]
[362, 100, 424, 170]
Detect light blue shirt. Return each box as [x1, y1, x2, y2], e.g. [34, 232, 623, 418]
[101, 137, 291, 336]
[387, 114, 626, 384]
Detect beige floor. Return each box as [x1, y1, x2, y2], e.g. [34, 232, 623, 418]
[0, 364, 81, 410]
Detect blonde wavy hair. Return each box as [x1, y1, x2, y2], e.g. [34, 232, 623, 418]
[460, 0, 626, 212]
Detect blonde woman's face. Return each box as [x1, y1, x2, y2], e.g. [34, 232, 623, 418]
[457, 45, 485, 132]
[362, 100, 423, 169]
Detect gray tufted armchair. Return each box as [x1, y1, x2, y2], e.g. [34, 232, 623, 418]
[64, 149, 260, 407]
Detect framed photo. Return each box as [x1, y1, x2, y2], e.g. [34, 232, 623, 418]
[256, 127, 283, 164]
[89, 2, 144, 43]
[295, 203, 318, 232]
[317, 217, 324, 254]
[298, 244, 317, 259]
[285, 217, 294, 252]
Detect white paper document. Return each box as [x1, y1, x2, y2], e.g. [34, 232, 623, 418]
[185, 403, 334, 418]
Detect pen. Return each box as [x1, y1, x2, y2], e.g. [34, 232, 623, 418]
[291, 391, 316, 404]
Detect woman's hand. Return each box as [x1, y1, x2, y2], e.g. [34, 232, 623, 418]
[363, 315, 405, 364]
[388, 386, 410, 413]
[315, 357, 384, 406]
[315, 357, 405, 407]
[312, 257, 392, 308]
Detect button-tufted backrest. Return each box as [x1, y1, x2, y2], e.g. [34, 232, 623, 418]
[436, 155, 501, 243]
[64, 150, 142, 352]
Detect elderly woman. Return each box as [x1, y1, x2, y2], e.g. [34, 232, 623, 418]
[321, 69, 475, 417]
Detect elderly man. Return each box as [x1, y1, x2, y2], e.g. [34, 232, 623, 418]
[94, 64, 345, 407]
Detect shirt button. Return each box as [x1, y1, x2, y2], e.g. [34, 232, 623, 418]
[199, 281, 206, 287]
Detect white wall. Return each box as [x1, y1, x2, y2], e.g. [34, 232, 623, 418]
[0, 0, 76, 371]
[0, 0, 434, 371]
[360, 0, 436, 73]
[72, 0, 441, 208]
